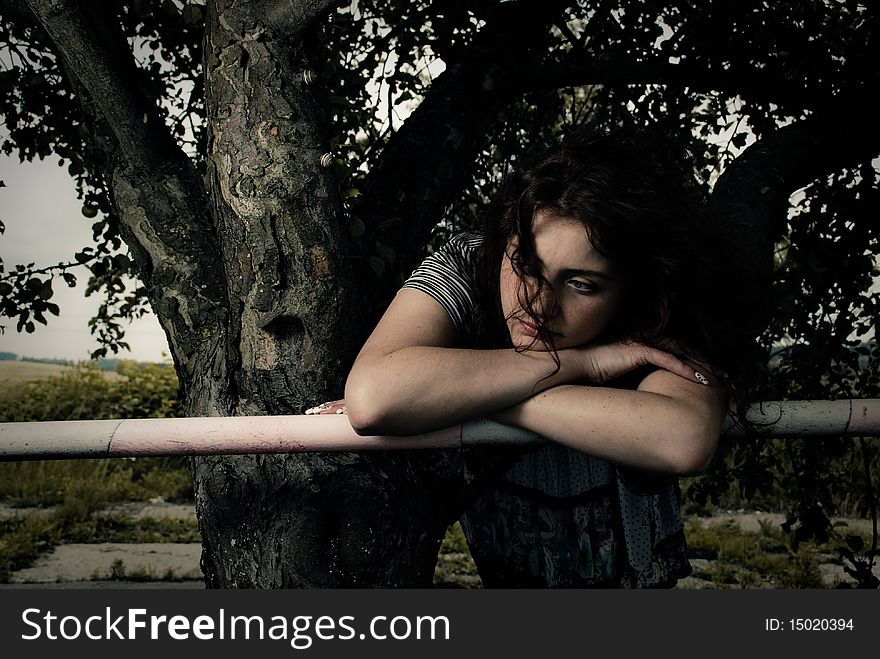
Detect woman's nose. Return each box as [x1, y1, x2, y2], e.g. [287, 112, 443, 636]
[522, 278, 558, 320]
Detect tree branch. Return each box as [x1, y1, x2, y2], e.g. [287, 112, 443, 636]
[258, 0, 347, 40]
[708, 94, 880, 333]
[0, 0, 34, 23]
[24, 0, 184, 172]
[518, 52, 820, 110]
[20, 0, 233, 401]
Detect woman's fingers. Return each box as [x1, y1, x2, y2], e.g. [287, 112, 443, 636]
[304, 399, 348, 415]
[631, 344, 709, 386]
[583, 341, 711, 386]
[639, 346, 710, 386]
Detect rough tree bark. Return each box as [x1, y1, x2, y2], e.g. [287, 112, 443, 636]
[192, 0, 466, 587]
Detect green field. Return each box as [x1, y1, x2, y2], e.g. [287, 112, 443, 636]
[0, 360, 124, 387]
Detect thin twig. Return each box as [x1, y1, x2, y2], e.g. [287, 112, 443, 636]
[858, 437, 878, 583]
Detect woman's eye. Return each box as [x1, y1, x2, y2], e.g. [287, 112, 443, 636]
[566, 279, 596, 293]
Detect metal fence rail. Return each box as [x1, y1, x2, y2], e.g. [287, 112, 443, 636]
[0, 399, 878, 461]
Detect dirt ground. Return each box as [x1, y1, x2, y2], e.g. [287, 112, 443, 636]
[1, 502, 877, 588]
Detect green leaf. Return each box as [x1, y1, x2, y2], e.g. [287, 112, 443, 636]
[38, 279, 53, 300]
[376, 216, 403, 231]
[349, 217, 365, 239]
[74, 249, 94, 264]
[846, 535, 864, 552]
[375, 241, 396, 264]
[182, 3, 204, 24]
[731, 132, 748, 149]
[112, 254, 131, 271]
[368, 256, 385, 277]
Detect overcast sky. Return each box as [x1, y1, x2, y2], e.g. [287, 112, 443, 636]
[0, 153, 170, 362]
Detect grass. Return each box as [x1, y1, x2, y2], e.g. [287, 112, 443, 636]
[0, 458, 193, 507]
[434, 522, 481, 588]
[0, 451, 872, 587]
[67, 515, 201, 544]
[435, 516, 875, 589]
[0, 514, 61, 581]
[92, 558, 191, 583]
[683, 517, 875, 588]
[3, 499, 874, 587]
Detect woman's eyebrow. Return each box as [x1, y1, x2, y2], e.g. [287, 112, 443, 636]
[558, 267, 613, 280]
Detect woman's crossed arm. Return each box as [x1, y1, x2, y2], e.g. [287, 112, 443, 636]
[344, 289, 724, 475]
[344, 290, 576, 434]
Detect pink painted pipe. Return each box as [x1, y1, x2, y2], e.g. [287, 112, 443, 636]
[111, 415, 465, 456]
[1, 399, 879, 461]
[0, 415, 544, 460]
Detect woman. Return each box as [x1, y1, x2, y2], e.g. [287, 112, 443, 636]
[312, 128, 748, 587]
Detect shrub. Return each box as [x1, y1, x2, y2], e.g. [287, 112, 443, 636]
[0, 361, 191, 507]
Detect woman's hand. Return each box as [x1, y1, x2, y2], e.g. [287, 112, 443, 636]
[568, 341, 709, 387]
[305, 400, 348, 415]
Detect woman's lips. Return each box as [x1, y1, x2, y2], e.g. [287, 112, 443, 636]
[518, 319, 539, 337]
[516, 318, 563, 339]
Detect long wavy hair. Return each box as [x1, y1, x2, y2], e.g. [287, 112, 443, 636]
[468, 127, 762, 418]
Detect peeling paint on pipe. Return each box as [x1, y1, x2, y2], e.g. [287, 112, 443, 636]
[722, 399, 880, 437]
[1, 400, 878, 461]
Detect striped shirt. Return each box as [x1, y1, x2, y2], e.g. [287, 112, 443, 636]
[401, 232, 483, 337]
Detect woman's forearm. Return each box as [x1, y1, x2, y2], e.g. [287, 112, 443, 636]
[345, 346, 578, 435]
[492, 383, 724, 476]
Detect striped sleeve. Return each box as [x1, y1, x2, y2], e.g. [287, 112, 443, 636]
[401, 232, 483, 336]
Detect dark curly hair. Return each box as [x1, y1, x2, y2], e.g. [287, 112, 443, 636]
[468, 127, 763, 419]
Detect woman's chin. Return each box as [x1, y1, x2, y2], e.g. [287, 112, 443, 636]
[509, 333, 552, 351]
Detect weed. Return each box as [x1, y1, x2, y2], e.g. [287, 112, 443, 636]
[0, 514, 60, 582]
[433, 522, 480, 587]
[109, 558, 128, 580]
[90, 515, 201, 543]
[89, 558, 187, 583]
[685, 518, 827, 588]
[0, 458, 193, 508]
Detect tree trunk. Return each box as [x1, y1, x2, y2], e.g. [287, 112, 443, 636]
[189, 0, 468, 587]
[16, 0, 510, 588]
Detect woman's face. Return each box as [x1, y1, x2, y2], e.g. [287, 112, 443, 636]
[500, 210, 623, 350]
